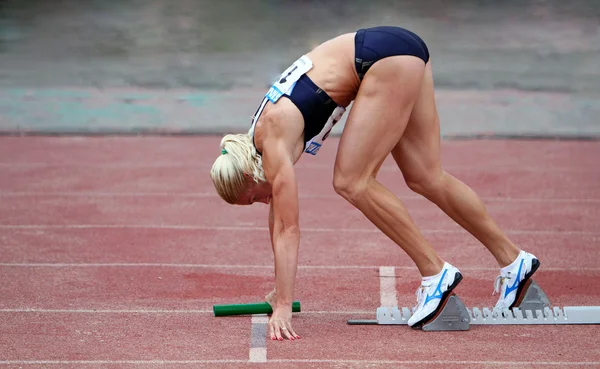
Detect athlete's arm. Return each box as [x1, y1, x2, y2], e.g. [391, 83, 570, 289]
[259, 103, 304, 340]
[269, 201, 275, 255]
[262, 119, 301, 309]
[265, 201, 276, 305]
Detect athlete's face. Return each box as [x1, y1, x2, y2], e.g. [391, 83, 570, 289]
[237, 176, 272, 206]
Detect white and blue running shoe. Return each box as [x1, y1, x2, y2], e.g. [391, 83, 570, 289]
[493, 250, 541, 310]
[408, 262, 463, 328]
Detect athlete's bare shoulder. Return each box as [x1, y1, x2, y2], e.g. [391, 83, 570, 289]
[253, 99, 306, 163]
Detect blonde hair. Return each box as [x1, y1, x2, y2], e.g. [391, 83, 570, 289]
[210, 133, 266, 204]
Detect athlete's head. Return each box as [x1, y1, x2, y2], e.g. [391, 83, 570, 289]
[210, 133, 272, 205]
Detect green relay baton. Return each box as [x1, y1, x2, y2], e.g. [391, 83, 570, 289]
[213, 301, 301, 316]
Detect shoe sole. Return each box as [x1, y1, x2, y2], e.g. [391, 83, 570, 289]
[411, 271, 464, 330]
[509, 258, 541, 310]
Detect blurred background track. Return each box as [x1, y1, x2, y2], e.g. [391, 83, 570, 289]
[1, 0, 599, 137]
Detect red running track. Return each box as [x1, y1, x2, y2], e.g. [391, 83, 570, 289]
[0, 136, 599, 368]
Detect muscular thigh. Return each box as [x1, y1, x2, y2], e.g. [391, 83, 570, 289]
[334, 56, 425, 181]
[392, 62, 442, 183]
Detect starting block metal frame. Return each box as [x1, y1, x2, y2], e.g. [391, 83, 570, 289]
[347, 280, 600, 330]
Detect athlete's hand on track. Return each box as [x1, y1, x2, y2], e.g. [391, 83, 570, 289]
[269, 306, 299, 341]
[265, 289, 300, 341]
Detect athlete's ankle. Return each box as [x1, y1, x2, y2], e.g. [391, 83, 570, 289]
[494, 245, 521, 268]
[418, 257, 446, 278]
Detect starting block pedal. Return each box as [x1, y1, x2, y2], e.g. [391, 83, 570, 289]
[347, 279, 600, 330]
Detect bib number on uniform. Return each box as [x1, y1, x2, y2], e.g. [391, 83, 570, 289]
[265, 55, 313, 103]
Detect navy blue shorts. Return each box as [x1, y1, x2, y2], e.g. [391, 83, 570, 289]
[354, 26, 430, 81]
[275, 26, 430, 149]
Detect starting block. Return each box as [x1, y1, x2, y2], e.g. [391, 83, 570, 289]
[347, 280, 600, 330]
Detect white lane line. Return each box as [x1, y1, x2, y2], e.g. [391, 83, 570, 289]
[1, 224, 598, 236]
[0, 309, 373, 314]
[0, 308, 214, 313]
[0, 192, 212, 198]
[379, 266, 398, 308]
[276, 360, 600, 366]
[0, 360, 248, 365]
[0, 161, 596, 172]
[249, 315, 268, 363]
[0, 263, 277, 268]
[0, 263, 598, 272]
[0, 360, 597, 366]
[1, 192, 599, 203]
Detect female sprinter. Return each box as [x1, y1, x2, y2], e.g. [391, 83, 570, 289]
[210, 26, 540, 341]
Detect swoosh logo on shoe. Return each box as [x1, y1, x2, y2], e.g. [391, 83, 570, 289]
[424, 269, 448, 305]
[504, 259, 524, 298]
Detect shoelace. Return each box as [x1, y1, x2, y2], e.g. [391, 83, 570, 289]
[492, 273, 511, 296]
[413, 284, 429, 310]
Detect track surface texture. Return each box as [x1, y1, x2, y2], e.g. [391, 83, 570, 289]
[1, 136, 599, 368]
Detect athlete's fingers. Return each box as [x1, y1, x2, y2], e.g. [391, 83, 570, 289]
[268, 322, 277, 341]
[287, 324, 300, 340]
[280, 325, 294, 340]
[270, 321, 283, 341]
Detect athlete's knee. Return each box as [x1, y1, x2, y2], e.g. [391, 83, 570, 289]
[404, 168, 447, 198]
[333, 171, 370, 204]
